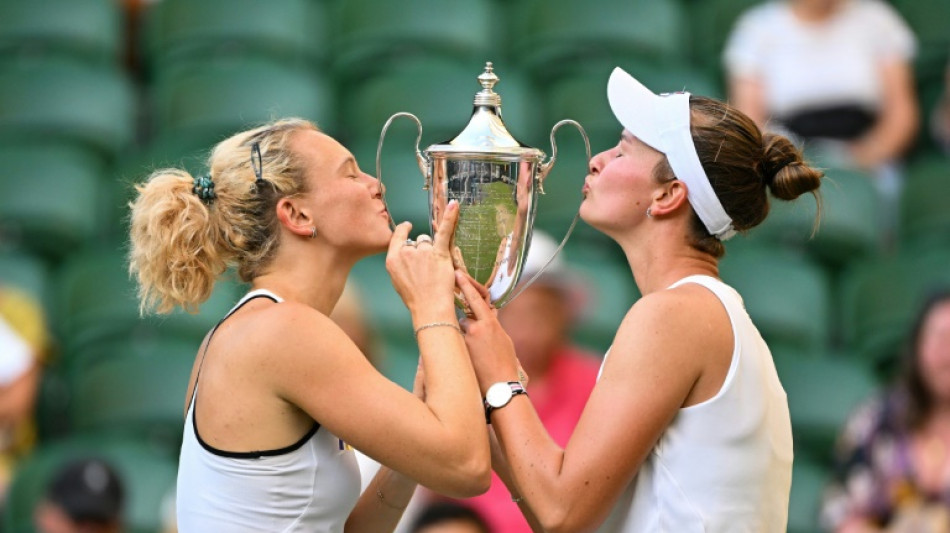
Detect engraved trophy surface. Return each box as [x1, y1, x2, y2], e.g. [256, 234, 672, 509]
[377, 62, 589, 309]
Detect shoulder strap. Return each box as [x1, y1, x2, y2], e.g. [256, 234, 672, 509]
[187, 292, 280, 410]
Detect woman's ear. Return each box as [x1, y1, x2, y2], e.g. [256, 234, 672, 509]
[649, 180, 690, 217]
[275, 197, 315, 238]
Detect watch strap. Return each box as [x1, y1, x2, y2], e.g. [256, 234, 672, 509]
[484, 381, 527, 424]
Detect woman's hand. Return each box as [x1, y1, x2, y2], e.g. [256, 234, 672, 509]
[456, 271, 523, 393]
[386, 200, 459, 320]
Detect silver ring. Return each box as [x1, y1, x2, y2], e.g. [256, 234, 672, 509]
[416, 234, 433, 244]
[404, 239, 416, 247]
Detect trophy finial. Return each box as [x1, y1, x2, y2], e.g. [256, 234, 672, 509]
[478, 62, 498, 91]
[474, 61, 501, 107]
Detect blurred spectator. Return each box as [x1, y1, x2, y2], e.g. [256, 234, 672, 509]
[33, 458, 125, 533]
[0, 287, 49, 502]
[410, 502, 491, 533]
[439, 231, 601, 532]
[932, 61, 950, 154]
[724, 0, 919, 231]
[821, 289, 950, 532]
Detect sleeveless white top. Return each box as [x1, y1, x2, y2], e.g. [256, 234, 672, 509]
[598, 276, 793, 533]
[177, 290, 361, 533]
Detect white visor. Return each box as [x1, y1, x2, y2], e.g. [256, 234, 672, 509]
[607, 67, 735, 240]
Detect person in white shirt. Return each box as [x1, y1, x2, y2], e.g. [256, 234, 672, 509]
[128, 118, 490, 533]
[724, 0, 918, 172]
[724, 0, 918, 235]
[456, 67, 824, 532]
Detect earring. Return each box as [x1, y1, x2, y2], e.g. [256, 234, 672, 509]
[310, 227, 317, 239]
[646, 207, 653, 218]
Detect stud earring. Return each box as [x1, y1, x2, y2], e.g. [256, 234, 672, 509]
[310, 227, 317, 239]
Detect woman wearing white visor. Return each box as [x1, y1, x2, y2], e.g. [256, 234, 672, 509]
[455, 67, 823, 532]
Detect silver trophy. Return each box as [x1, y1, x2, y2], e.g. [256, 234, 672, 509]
[377, 62, 590, 309]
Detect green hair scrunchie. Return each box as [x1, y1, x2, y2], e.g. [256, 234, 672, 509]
[192, 173, 216, 204]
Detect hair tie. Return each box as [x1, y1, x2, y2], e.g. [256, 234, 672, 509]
[192, 173, 216, 204]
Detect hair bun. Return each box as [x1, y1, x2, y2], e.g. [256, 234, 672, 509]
[761, 133, 823, 200]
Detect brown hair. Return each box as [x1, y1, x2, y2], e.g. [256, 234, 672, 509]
[900, 288, 950, 430]
[652, 96, 823, 257]
[128, 118, 319, 314]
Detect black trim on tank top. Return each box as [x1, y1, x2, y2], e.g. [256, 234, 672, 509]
[190, 291, 322, 459]
[193, 413, 321, 459]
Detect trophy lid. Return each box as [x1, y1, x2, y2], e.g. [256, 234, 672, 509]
[425, 62, 545, 161]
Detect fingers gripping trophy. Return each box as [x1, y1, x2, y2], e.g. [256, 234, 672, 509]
[377, 62, 591, 311]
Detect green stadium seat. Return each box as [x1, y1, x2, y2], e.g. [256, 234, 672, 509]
[4, 436, 177, 533]
[744, 165, 880, 266]
[719, 245, 831, 353]
[773, 348, 878, 461]
[787, 454, 831, 533]
[900, 156, 950, 247]
[890, 0, 950, 90]
[151, 58, 335, 142]
[144, 0, 326, 77]
[809, 166, 882, 265]
[112, 130, 221, 240]
[0, 60, 135, 158]
[55, 248, 246, 354]
[683, 0, 764, 89]
[67, 336, 198, 449]
[0, 248, 51, 313]
[839, 248, 950, 376]
[0, 142, 106, 259]
[0, 0, 121, 66]
[331, 0, 496, 81]
[513, 0, 688, 81]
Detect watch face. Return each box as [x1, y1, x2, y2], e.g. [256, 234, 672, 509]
[486, 382, 514, 408]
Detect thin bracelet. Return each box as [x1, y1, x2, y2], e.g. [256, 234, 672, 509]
[414, 321, 461, 338]
[375, 488, 404, 511]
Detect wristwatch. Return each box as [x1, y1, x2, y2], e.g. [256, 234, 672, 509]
[484, 381, 528, 423]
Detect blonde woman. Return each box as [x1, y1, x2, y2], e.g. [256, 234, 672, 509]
[128, 119, 489, 532]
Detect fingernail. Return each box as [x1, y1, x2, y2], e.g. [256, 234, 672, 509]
[448, 200, 458, 210]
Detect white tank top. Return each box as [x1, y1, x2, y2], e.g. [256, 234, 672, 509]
[177, 289, 361, 533]
[598, 276, 793, 533]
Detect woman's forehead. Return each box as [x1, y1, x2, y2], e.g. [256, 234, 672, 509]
[295, 130, 351, 169]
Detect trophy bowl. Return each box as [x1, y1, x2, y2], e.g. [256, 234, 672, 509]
[377, 62, 589, 309]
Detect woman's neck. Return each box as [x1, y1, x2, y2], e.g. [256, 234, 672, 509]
[253, 246, 360, 316]
[790, 0, 845, 23]
[618, 229, 719, 296]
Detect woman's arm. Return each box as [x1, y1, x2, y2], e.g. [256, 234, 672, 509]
[268, 203, 490, 499]
[850, 59, 919, 169]
[345, 459, 418, 532]
[457, 275, 722, 532]
[728, 75, 769, 130]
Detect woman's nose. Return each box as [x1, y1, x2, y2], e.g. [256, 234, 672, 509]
[368, 174, 385, 196]
[589, 149, 611, 174]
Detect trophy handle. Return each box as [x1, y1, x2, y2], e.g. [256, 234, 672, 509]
[377, 112, 430, 231]
[538, 119, 591, 194]
[510, 119, 592, 302]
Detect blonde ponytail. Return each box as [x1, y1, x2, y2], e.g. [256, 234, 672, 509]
[128, 118, 319, 315]
[128, 169, 230, 314]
